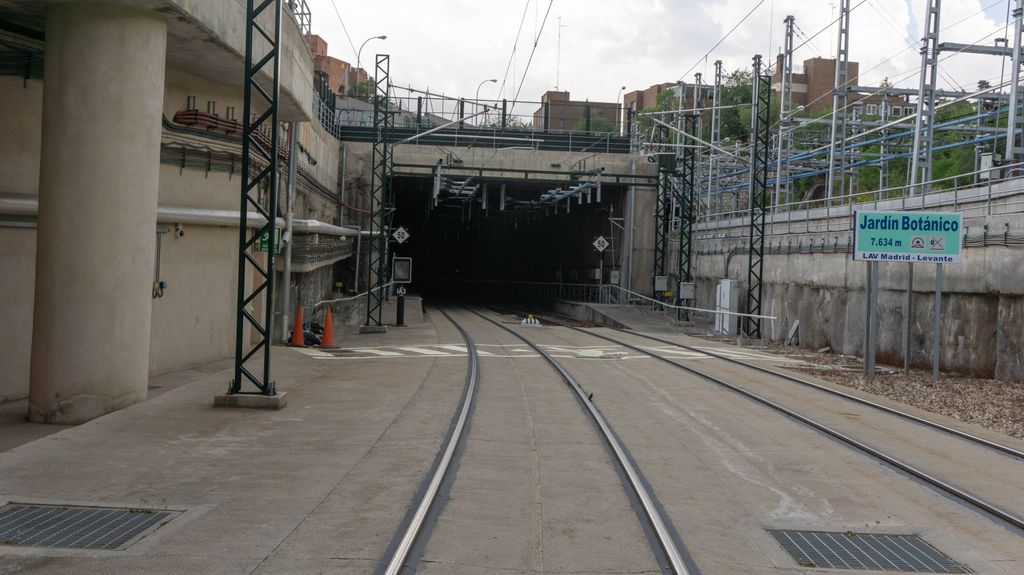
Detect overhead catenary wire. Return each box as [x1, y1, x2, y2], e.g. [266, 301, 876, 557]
[497, 0, 532, 102]
[511, 0, 555, 105]
[326, 0, 358, 62]
[678, 0, 767, 82]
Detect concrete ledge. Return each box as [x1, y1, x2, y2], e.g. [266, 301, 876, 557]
[358, 325, 388, 334]
[213, 391, 288, 409]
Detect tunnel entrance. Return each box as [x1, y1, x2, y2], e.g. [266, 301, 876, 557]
[390, 172, 629, 301]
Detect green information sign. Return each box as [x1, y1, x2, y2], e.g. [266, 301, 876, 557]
[259, 228, 281, 254]
[852, 210, 961, 263]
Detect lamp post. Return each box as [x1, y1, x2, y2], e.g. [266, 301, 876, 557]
[616, 85, 626, 132]
[476, 78, 497, 125]
[356, 34, 387, 77]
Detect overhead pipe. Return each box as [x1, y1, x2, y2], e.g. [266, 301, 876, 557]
[0, 195, 375, 237]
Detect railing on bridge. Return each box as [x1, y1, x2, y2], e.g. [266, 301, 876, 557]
[311, 88, 635, 153]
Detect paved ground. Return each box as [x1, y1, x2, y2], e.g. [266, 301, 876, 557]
[0, 304, 1022, 574]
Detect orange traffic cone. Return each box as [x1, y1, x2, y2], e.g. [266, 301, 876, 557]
[320, 306, 335, 347]
[289, 304, 305, 346]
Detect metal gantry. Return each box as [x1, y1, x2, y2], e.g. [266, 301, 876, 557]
[1005, 0, 1023, 162]
[709, 60, 723, 215]
[775, 15, 795, 210]
[902, 0, 941, 374]
[365, 54, 394, 327]
[230, 0, 282, 396]
[826, 0, 851, 203]
[745, 55, 772, 339]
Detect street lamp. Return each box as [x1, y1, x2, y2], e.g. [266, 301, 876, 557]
[476, 78, 498, 102]
[616, 86, 626, 132]
[476, 78, 497, 126]
[356, 34, 387, 75]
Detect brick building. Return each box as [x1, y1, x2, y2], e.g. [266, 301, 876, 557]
[773, 55, 915, 119]
[532, 91, 621, 132]
[622, 81, 713, 129]
[306, 34, 367, 97]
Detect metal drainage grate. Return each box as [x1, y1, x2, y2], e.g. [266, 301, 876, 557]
[768, 530, 971, 573]
[0, 503, 179, 550]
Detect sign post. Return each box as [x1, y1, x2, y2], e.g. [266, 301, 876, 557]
[392, 256, 412, 327]
[853, 211, 961, 379]
[594, 236, 608, 303]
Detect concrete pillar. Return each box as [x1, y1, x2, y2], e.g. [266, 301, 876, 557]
[29, 3, 167, 423]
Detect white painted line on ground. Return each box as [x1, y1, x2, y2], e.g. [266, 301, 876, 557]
[642, 346, 710, 359]
[396, 346, 452, 356]
[292, 348, 334, 358]
[351, 348, 404, 356]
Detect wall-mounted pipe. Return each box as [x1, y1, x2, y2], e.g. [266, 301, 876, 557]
[0, 195, 376, 238]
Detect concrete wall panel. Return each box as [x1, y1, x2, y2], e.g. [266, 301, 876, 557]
[149, 225, 237, 374]
[996, 297, 1024, 380]
[0, 229, 36, 402]
[0, 77, 43, 197]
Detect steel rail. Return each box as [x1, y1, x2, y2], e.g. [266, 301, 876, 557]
[603, 327, 1024, 462]
[537, 317, 1024, 532]
[465, 307, 695, 575]
[381, 307, 480, 575]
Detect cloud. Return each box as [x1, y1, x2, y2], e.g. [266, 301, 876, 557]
[306, 0, 1011, 111]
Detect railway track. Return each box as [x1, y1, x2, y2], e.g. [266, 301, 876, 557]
[608, 323, 1024, 461]
[378, 306, 697, 574]
[379, 307, 479, 575]
[514, 309, 1024, 533]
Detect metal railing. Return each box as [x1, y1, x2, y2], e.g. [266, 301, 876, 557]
[699, 162, 1024, 236]
[424, 279, 775, 328]
[599, 284, 775, 323]
[285, 0, 311, 35]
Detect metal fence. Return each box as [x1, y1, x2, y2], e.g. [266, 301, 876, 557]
[698, 161, 1024, 236]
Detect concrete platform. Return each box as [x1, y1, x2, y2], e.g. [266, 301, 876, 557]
[1, 306, 1022, 574]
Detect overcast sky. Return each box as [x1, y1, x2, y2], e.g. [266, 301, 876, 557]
[306, 0, 1013, 108]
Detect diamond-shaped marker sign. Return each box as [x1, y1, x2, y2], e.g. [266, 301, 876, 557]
[593, 236, 609, 252]
[392, 227, 410, 244]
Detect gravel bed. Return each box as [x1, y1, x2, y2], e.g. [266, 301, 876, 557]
[784, 351, 1024, 441]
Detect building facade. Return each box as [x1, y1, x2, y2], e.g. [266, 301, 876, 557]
[532, 91, 620, 132]
[773, 55, 915, 119]
[307, 34, 368, 98]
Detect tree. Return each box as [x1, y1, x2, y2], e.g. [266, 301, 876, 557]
[573, 115, 617, 133]
[347, 80, 373, 101]
[719, 69, 753, 143]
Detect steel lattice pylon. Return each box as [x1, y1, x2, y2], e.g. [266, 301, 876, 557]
[745, 56, 772, 339]
[675, 113, 698, 320]
[365, 54, 393, 327]
[231, 0, 282, 396]
[652, 125, 673, 293]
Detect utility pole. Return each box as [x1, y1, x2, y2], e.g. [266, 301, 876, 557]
[904, 0, 941, 375]
[710, 60, 723, 219]
[1005, 0, 1023, 162]
[974, 80, 987, 185]
[879, 93, 890, 190]
[826, 0, 850, 205]
[776, 15, 796, 211]
[693, 73, 704, 215]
